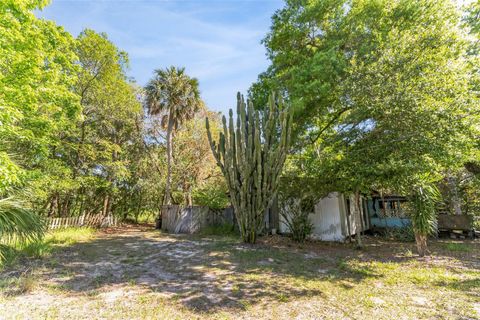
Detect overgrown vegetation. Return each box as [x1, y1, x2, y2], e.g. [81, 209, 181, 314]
[1, 0, 480, 257]
[0, 0, 226, 230]
[278, 177, 316, 242]
[279, 197, 313, 242]
[0, 198, 45, 261]
[249, 0, 480, 253]
[1, 227, 95, 267]
[405, 182, 442, 256]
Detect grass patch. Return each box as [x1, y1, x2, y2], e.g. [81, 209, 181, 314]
[0, 273, 37, 296]
[199, 223, 237, 237]
[1, 228, 479, 319]
[440, 242, 473, 252]
[133, 211, 157, 224]
[1, 227, 96, 268]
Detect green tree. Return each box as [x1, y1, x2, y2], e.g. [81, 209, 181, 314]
[72, 30, 142, 217]
[0, 0, 79, 198]
[144, 67, 203, 205]
[0, 0, 78, 243]
[172, 109, 225, 206]
[254, 0, 478, 252]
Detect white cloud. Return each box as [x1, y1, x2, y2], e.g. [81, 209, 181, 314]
[37, 0, 282, 113]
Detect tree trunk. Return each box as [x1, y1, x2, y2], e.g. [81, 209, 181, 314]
[102, 194, 110, 216]
[447, 175, 462, 215]
[415, 232, 428, 257]
[354, 190, 363, 249]
[183, 179, 192, 206]
[48, 195, 57, 217]
[61, 195, 70, 217]
[164, 115, 175, 206]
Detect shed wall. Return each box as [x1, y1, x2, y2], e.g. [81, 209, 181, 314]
[310, 192, 345, 241]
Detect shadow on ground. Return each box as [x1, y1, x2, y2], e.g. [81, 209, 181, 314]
[1, 226, 479, 313]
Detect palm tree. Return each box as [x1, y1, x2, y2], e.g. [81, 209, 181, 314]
[144, 66, 203, 205]
[0, 198, 45, 260]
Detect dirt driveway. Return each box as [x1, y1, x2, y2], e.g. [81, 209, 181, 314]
[1, 226, 479, 319]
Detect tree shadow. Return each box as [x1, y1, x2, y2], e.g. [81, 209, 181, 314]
[1, 229, 478, 314]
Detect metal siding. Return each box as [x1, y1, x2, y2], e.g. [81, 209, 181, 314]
[310, 192, 345, 241]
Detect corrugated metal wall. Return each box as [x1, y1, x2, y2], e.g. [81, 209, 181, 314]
[311, 192, 345, 241]
[278, 192, 370, 242]
[161, 205, 235, 234]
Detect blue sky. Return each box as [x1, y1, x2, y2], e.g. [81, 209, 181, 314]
[37, 0, 283, 113]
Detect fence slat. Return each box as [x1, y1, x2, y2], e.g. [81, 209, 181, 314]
[47, 213, 117, 230]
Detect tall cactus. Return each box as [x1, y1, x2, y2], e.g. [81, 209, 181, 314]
[206, 93, 291, 243]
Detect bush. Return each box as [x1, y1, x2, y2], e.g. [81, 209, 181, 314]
[277, 176, 316, 242]
[404, 183, 441, 256]
[192, 183, 229, 210]
[279, 197, 314, 242]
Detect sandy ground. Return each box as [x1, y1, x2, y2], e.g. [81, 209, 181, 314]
[0, 225, 479, 319]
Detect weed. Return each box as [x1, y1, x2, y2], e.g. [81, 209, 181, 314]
[1, 227, 95, 268]
[440, 242, 473, 252]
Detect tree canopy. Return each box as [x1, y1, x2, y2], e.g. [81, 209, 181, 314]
[0, 2, 224, 228]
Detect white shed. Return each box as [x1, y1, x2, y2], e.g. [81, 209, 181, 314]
[280, 192, 370, 242]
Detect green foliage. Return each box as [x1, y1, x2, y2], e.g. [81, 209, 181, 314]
[145, 66, 202, 128]
[402, 179, 441, 256]
[172, 110, 225, 207]
[0, 2, 199, 226]
[257, 0, 476, 176]
[252, 0, 478, 250]
[192, 183, 229, 210]
[405, 183, 441, 236]
[277, 176, 316, 242]
[0, 153, 21, 194]
[279, 197, 313, 242]
[0, 0, 80, 199]
[206, 93, 292, 243]
[1, 227, 95, 267]
[0, 198, 45, 261]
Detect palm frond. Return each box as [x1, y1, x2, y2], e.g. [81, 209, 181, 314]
[0, 198, 45, 249]
[144, 66, 203, 125]
[408, 184, 440, 235]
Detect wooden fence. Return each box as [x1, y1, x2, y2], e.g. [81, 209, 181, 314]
[161, 205, 235, 234]
[47, 213, 118, 230]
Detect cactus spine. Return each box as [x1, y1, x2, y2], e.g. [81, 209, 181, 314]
[206, 93, 291, 243]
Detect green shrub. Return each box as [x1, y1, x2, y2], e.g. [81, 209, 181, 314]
[279, 197, 314, 242]
[404, 182, 441, 256]
[192, 183, 229, 210]
[0, 197, 45, 262]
